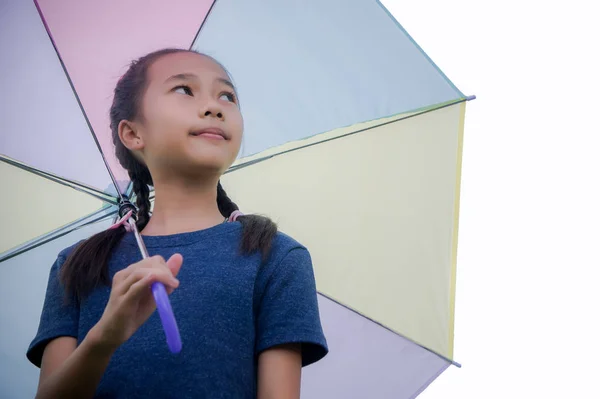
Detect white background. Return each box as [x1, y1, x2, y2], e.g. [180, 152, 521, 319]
[381, 0, 600, 397]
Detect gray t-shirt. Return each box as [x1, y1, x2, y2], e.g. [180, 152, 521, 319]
[27, 222, 328, 398]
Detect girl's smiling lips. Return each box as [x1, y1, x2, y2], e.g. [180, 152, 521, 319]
[189, 127, 228, 140]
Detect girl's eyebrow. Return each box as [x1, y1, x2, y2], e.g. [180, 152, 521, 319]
[164, 73, 235, 90]
[164, 73, 197, 84]
[216, 77, 235, 90]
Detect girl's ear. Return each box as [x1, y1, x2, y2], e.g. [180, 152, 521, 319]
[118, 119, 144, 151]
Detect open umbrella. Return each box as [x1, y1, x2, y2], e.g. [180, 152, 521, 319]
[0, 0, 473, 397]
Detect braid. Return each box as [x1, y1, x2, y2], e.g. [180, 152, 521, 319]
[217, 181, 278, 260]
[122, 149, 153, 230]
[131, 171, 152, 231]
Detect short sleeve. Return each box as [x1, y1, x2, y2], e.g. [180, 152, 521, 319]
[255, 247, 328, 367]
[26, 255, 79, 368]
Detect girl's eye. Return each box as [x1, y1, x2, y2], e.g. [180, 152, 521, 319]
[174, 85, 193, 96]
[219, 92, 236, 103]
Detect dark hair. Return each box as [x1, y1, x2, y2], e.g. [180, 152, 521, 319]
[61, 48, 277, 302]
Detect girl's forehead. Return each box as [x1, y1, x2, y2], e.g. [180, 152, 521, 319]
[148, 52, 228, 82]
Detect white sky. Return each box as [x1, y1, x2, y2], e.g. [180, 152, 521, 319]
[380, 0, 600, 397]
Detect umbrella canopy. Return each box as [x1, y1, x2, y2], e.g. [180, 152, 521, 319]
[0, 0, 471, 397]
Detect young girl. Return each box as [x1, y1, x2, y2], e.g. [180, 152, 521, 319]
[26, 48, 328, 398]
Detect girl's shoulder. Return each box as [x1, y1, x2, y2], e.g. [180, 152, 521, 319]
[268, 230, 310, 260]
[54, 239, 85, 266]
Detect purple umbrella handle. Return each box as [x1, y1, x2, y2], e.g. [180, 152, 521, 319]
[151, 281, 182, 353]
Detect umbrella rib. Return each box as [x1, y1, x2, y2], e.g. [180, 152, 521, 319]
[226, 96, 476, 174]
[410, 362, 451, 399]
[34, 0, 123, 201]
[124, 180, 134, 198]
[317, 291, 462, 368]
[189, 0, 218, 49]
[0, 207, 117, 264]
[0, 155, 117, 205]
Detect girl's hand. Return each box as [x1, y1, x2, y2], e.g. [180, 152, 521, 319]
[91, 254, 183, 351]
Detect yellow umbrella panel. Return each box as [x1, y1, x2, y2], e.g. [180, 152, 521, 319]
[0, 158, 112, 257]
[223, 101, 467, 397]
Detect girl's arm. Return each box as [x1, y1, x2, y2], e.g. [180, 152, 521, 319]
[35, 254, 182, 399]
[36, 330, 115, 399]
[257, 343, 302, 399]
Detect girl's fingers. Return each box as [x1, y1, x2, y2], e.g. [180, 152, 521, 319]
[113, 256, 170, 295]
[166, 254, 183, 278]
[123, 269, 179, 303]
[124, 273, 155, 303]
[113, 260, 141, 288]
[119, 262, 176, 294]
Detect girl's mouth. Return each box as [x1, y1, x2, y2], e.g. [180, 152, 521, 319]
[190, 128, 228, 140]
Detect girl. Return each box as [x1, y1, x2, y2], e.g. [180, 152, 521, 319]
[26, 48, 328, 398]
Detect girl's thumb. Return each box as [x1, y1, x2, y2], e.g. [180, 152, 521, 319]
[166, 253, 183, 277]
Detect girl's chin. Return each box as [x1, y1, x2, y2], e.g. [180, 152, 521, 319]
[183, 153, 235, 172]
[155, 147, 238, 174]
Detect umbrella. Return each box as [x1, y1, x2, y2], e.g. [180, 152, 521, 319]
[0, 0, 473, 397]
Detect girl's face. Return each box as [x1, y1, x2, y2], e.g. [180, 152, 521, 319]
[127, 52, 243, 179]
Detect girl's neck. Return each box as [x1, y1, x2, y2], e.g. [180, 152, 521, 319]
[141, 177, 225, 236]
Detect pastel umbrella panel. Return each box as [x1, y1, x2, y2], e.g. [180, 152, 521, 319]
[0, 0, 468, 397]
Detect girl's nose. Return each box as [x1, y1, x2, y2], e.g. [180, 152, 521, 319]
[200, 104, 224, 121]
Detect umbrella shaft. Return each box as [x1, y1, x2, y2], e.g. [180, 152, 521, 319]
[127, 219, 150, 259]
